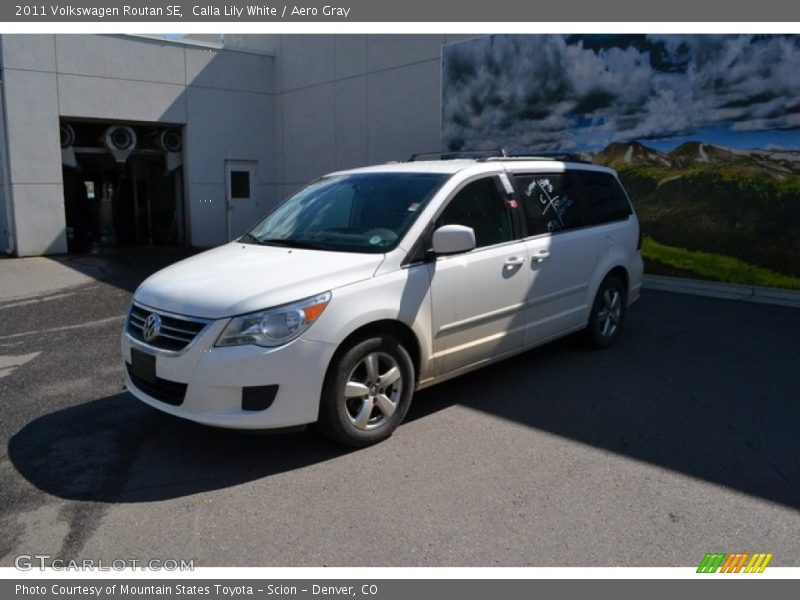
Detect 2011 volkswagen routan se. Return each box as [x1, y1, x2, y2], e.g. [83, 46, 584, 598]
[122, 156, 643, 446]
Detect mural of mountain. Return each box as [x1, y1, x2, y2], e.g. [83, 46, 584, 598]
[593, 141, 671, 168]
[442, 34, 800, 289]
[594, 141, 800, 177]
[669, 142, 800, 177]
[591, 141, 800, 282]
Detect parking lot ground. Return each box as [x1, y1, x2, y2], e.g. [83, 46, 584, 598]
[1, 250, 798, 567]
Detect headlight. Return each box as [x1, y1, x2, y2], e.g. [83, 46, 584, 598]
[215, 292, 331, 348]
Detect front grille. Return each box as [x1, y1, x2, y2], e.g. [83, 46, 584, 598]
[126, 364, 187, 406]
[126, 303, 209, 352]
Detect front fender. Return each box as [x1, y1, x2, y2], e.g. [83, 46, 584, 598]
[304, 265, 434, 381]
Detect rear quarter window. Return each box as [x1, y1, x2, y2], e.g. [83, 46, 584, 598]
[577, 171, 632, 226]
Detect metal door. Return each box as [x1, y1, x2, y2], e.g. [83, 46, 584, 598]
[225, 160, 257, 241]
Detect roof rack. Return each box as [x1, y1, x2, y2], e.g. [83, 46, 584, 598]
[482, 152, 592, 164]
[406, 149, 592, 164]
[407, 149, 508, 162]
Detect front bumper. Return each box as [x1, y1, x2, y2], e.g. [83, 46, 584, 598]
[121, 318, 337, 430]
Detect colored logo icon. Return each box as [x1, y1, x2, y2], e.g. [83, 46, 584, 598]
[697, 552, 773, 573]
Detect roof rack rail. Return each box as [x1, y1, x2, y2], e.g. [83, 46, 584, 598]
[407, 149, 508, 162]
[482, 152, 592, 164]
[405, 150, 593, 164]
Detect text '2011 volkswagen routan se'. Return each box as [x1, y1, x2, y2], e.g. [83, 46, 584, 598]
[122, 155, 643, 446]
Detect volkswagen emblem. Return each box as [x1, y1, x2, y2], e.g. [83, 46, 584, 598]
[142, 313, 162, 343]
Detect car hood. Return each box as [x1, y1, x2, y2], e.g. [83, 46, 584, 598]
[134, 242, 385, 319]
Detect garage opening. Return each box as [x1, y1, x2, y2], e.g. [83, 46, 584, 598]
[60, 119, 186, 253]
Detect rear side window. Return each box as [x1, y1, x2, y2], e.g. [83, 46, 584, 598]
[514, 170, 631, 235]
[578, 171, 632, 225]
[515, 172, 582, 235]
[435, 177, 513, 248]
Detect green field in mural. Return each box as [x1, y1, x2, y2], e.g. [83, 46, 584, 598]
[597, 141, 800, 286]
[643, 238, 800, 291]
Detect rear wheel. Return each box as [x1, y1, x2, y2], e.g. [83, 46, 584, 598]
[585, 276, 627, 348]
[317, 335, 414, 447]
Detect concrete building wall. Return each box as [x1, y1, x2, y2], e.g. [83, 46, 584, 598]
[270, 34, 477, 198]
[0, 83, 10, 255]
[0, 33, 481, 256]
[0, 36, 64, 256]
[0, 34, 276, 255]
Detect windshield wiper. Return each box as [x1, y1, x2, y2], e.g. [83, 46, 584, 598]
[238, 232, 261, 244]
[257, 238, 335, 251]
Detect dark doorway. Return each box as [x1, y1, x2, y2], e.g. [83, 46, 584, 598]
[61, 120, 185, 253]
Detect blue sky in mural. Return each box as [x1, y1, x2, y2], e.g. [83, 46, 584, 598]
[442, 34, 800, 153]
[645, 126, 800, 152]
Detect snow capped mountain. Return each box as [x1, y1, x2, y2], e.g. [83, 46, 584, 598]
[593, 141, 672, 168]
[592, 140, 800, 177]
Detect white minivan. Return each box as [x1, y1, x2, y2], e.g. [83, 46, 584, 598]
[122, 156, 643, 446]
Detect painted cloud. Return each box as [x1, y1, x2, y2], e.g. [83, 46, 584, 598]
[442, 34, 800, 152]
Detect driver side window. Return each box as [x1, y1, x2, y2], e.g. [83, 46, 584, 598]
[435, 178, 512, 248]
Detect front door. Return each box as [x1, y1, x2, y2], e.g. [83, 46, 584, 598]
[428, 177, 529, 375]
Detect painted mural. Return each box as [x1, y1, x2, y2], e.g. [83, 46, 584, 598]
[442, 35, 800, 289]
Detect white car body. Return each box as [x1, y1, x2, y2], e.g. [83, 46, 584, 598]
[122, 158, 643, 434]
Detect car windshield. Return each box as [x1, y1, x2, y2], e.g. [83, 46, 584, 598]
[242, 172, 449, 253]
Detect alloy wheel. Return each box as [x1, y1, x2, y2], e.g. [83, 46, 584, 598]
[343, 352, 403, 431]
[597, 288, 622, 338]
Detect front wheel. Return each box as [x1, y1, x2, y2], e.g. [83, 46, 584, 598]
[317, 335, 415, 447]
[585, 276, 627, 348]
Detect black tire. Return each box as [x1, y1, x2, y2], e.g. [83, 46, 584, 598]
[585, 276, 627, 349]
[317, 335, 415, 447]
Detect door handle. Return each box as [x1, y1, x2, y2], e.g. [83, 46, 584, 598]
[504, 256, 525, 267]
[533, 249, 551, 263]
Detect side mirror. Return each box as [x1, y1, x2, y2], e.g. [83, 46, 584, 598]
[432, 224, 476, 255]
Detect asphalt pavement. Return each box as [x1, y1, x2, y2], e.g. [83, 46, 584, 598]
[1, 249, 798, 567]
